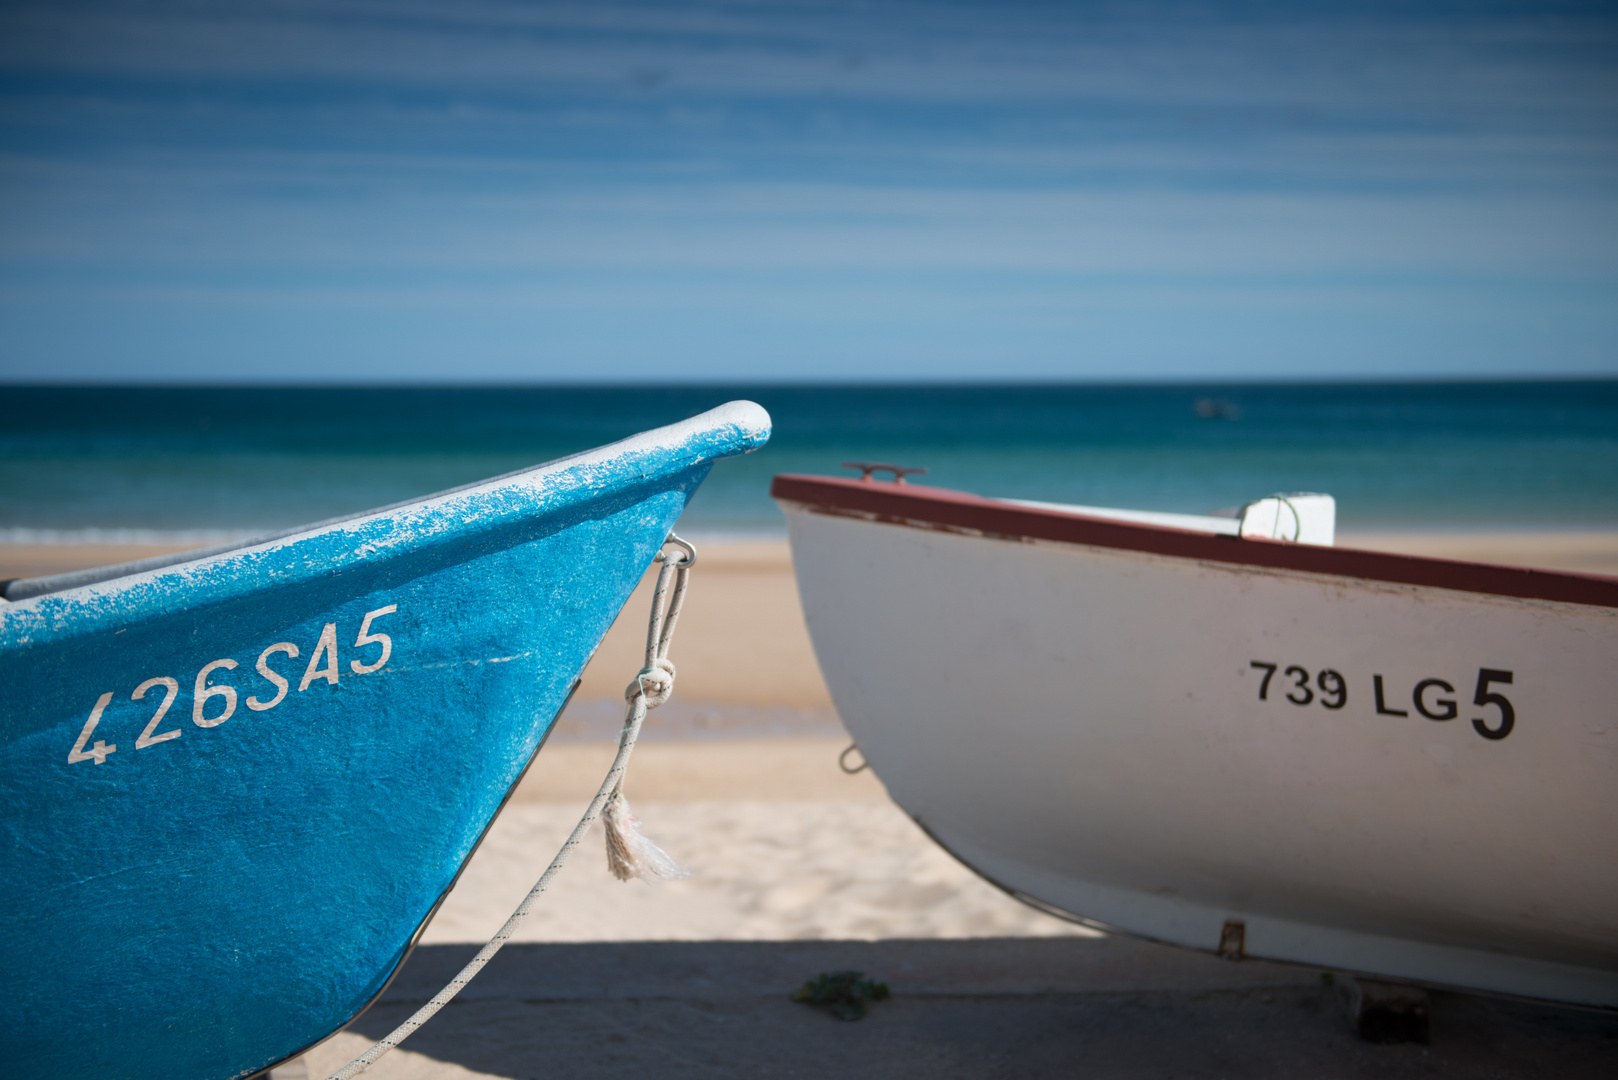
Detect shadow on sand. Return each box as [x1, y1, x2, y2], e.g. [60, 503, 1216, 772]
[328, 937, 1618, 1079]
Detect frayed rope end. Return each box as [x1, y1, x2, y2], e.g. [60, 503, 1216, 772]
[604, 789, 689, 882]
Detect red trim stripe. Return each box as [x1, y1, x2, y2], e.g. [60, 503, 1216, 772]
[770, 474, 1618, 610]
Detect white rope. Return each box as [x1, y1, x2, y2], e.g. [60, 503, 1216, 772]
[323, 536, 695, 1080]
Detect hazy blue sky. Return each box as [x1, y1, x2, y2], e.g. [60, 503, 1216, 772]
[1, 1, 1615, 383]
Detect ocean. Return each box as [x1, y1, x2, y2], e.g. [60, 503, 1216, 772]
[2, 382, 1615, 541]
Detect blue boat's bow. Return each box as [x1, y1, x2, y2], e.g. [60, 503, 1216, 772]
[0, 400, 770, 1080]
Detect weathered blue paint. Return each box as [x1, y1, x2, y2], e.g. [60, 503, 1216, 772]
[0, 402, 770, 1080]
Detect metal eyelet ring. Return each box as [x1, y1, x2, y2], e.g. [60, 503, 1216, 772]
[659, 533, 697, 568]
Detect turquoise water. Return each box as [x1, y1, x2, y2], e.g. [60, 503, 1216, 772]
[2, 382, 1615, 538]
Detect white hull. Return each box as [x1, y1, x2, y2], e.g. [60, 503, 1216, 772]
[780, 491, 1618, 1007]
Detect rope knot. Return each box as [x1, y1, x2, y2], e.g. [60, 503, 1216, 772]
[625, 656, 676, 708]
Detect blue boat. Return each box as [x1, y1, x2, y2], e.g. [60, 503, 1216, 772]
[0, 401, 771, 1080]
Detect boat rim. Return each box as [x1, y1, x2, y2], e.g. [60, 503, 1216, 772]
[770, 473, 1618, 610]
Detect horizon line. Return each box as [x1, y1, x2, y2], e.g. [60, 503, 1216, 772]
[3, 374, 1614, 391]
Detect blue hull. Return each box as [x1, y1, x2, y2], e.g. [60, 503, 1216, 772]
[0, 402, 769, 1080]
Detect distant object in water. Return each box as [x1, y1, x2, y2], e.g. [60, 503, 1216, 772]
[774, 468, 1618, 1008]
[0, 402, 771, 1080]
[1194, 397, 1241, 420]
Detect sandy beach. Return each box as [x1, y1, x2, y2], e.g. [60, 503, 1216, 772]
[8, 532, 1618, 1077]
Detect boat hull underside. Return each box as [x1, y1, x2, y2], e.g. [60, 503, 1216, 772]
[784, 507, 1618, 1007]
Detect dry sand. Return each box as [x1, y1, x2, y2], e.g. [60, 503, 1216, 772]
[424, 738, 1094, 945]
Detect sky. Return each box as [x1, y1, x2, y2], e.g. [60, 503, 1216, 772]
[1, 0, 1615, 383]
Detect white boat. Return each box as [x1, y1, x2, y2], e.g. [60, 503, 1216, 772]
[772, 469, 1618, 1007]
